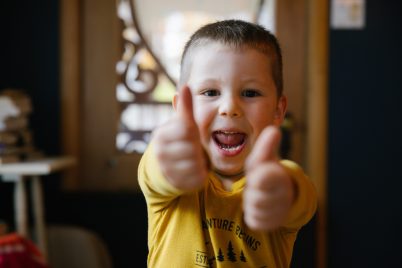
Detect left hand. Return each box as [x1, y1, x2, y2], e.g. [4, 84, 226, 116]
[243, 126, 295, 231]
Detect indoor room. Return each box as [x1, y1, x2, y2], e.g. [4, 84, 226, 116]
[1, 0, 401, 267]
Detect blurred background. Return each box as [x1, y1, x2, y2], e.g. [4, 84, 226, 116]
[1, 0, 401, 267]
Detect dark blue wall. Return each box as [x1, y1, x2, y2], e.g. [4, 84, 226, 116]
[0, 0, 60, 155]
[328, 1, 402, 267]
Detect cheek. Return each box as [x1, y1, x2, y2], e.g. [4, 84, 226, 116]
[193, 105, 213, 139]
[248, 106, 277, 136]
[251, 105, 276, 123]
[193, 105, 204, 127]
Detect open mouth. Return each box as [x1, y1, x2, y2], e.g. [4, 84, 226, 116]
[212, 131, 247, 156]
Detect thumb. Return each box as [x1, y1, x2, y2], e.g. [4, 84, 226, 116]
[177, 86, 196, 124]
[246, 126, 281, 170]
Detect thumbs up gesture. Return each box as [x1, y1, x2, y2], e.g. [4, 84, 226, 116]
[153, 86, 208, 191]
[243, 126, 295, 231]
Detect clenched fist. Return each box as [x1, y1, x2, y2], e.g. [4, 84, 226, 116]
[243, 126, 295, 231]
[152, 86, 208, 191]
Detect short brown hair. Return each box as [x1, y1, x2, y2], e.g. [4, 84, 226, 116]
[180, 19, 283, 96]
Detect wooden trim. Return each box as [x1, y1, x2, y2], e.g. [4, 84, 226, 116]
[60, 0, 81, 189]
[306, 0, 329, 267]
[276, 0, 307, 166]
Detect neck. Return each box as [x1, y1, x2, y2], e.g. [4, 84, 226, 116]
[213, 169, 245, 190]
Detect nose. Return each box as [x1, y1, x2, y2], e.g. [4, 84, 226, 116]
[219, 94, 242, 117]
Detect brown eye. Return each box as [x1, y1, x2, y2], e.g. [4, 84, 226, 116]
[242, 89, 261, 97]
[202, 89, 220, 97]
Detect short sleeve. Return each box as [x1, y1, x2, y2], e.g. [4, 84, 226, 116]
[138, 142, 185, 212]
[280, 160, 317, 231]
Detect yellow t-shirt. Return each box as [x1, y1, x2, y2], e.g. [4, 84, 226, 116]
[138, 143, 317, 268]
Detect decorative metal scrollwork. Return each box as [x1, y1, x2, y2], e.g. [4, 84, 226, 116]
[116, 0, 176, 101]
[116, 0, 176, 153]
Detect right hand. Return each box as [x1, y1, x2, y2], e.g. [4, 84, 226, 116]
[152, 86, 208, 191]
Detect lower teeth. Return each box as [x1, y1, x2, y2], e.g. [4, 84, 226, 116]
[220, 144, 241, 151]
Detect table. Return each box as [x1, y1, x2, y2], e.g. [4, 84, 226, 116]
[0, 156, 76, 260]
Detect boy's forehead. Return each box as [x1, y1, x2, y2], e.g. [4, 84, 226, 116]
[191, 45, 272, 81]
[180, 40, 273, 87]
[186, 41, 267, 66]
[189, 40, 245, 56]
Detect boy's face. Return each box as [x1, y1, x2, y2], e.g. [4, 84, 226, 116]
[177, 42, 287, 178]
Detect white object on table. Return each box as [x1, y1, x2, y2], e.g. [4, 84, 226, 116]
[0, 156, 76, 260]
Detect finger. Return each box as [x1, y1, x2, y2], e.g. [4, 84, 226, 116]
[156, 142, 196, 160]
[153, 119, 194, 142]
[246, 126, 281, 170]
[244, 189, 276, 210]
[244, 207, 284, 231]
[245, 163, 286, 190]
[164, 159, 207, 190]
[177, 86, 196, 124]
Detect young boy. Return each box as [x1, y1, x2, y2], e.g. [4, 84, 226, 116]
[138, 19, 317, 267]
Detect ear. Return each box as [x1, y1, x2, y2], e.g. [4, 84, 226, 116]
[172, 93, 179, 111]
[273, 95, 288, 126]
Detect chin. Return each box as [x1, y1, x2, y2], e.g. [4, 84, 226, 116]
[212, 161, 245, 177]
[206, 143, 248, 176]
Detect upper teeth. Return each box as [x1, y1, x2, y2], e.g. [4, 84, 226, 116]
[219, 131, 237, 134]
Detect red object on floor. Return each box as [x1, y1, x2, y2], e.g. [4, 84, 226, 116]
[0, 233, 48, 268]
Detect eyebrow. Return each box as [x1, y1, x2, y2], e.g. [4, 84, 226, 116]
[191, 78, 223, 86]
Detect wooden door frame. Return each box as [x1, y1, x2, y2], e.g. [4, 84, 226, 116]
[305, 1, 329, 267]
[60, 0, 328, 266]
[60, 0, 81, 189]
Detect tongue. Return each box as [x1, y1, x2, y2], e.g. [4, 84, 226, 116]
[215, 132, 245, 146]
